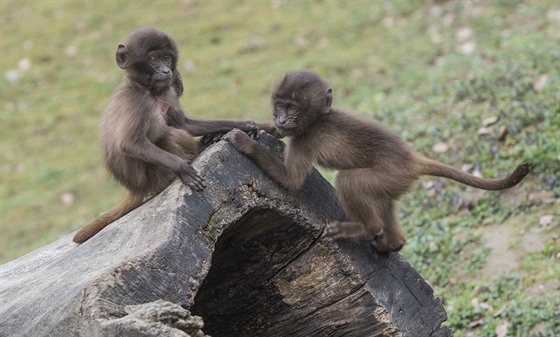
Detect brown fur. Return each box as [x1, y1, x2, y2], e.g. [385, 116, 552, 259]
[73, 28, 258, 244]
[224, 71, 530, 253]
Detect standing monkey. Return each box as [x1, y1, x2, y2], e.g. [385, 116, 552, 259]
[224, 71, 530, 253]
[73, 28, 260, 243]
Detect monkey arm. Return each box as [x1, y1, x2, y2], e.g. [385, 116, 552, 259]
[223, 129, 312, 193]
[121, 138, 204, 190]
[183, 117, 257, 137]
[198, 121, 283, 154]
[255, 122, 283, 139]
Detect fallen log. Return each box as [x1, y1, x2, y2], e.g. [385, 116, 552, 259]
[0, 132, 452, 337]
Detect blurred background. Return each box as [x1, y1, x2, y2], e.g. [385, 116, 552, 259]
[1, 1, 558, 336]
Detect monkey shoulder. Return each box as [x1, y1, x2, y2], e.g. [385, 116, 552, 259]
[318, 110, 411, 168]
[333, 111, 407, 148]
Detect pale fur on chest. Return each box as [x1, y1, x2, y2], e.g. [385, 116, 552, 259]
[146, 100, 170, 142]
[146, 87, 179, 142]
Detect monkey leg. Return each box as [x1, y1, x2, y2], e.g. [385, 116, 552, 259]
[148, 128, 199, 192]
[373, 199, 406, 252]
[329, 169, 406, 252]
[329, 169, 386, 238]
[158, 128, 198, 162]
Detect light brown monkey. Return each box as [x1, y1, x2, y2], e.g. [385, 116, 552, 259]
[73, 28, 261, 243]
[223, 71, 530, 252]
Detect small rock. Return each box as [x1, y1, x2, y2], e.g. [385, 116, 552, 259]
[533, 74, 549, 91]
[528, 190, 554, 205]
[65, 45, 78, 57]
[456, 27, 473, 42]
[482, 115, 499, 127]
[457, 41, 476, 55]
[422, 181, 435, 189]
[472, 166, 482, 178]
[432, 142, 449, 153]
[468, 317, 484, 328]
[18, 58, 32, 71]
[4, 70, 20, 83]
[548, 9, 560, 21]
[60, 192, 76, 206]
[539, 214, 554, 226]
[496, 319, 509, 337]
[477, 127, 493, 136]
[461, 163, 473, 172]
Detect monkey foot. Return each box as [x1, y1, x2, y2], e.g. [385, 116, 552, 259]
[371, 240, 405, 253]
[326, 222, 404, 253]
[371, 233, 405, 253]
[325, 221, 373, 240]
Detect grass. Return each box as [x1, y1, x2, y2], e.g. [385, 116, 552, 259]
[1, 1, 558, 336]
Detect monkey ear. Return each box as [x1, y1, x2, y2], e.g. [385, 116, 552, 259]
[324, 88, 333, 113]
[116, 44, 130, 69]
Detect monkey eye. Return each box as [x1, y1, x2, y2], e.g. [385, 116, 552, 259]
[148, 55, 158, 64]
[163, 55, 171, 63]
[287, 104, 297, 113]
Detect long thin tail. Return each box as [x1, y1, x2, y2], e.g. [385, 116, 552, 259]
[73, 192, 145, 243]
[416, 157, 531, 191]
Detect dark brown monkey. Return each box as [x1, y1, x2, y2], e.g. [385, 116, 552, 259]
[73, 27, 259, 243]
[224, 71, 530, 253]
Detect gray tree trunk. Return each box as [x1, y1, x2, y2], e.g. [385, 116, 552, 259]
[0, 132, 452, 337]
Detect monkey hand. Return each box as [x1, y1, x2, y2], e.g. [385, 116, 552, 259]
[239, 121, 257, 130]
[198, 124, 258, 153]
[240, 121, 260, 139]
[223, 128, 256, 155]
[178, 163, 205, 191]
[256, 122, 283, 139]
[198, 133, 225, 152]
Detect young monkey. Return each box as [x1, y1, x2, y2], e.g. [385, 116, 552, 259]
[224, 71, 530, 253]
[73, 28, 263, 244]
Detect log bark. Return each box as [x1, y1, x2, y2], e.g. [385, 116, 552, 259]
[0, 132, 452, 337]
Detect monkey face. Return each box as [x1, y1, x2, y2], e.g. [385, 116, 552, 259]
[147, 52, 174, 86]
[115, 27, 179, 93]
[273, 101, 300, 136]
[271, 71, 334, 137]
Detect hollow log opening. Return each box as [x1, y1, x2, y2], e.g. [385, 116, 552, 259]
[191, 207, 401, 337]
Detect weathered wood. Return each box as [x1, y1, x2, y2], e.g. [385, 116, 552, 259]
[0, 132, 452, 337]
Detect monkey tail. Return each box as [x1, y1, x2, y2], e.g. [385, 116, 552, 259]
[73, 192, 145, 244]
[416, 157, 531, 191]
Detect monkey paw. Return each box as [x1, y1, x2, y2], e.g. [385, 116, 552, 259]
[371, 233, 405, 253]
[223, 128, 254, 154]
[326, 221, 371, 240]
[199, 132, 225, 152]
[179, 164, 205, 191]
[243, 121, 257, 131]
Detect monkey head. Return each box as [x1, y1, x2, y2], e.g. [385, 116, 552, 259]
[115, 27, 181, 94]
[271, 71, 333, 137]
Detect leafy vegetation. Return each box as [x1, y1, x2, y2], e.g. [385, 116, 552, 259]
[1, 1, 558, 336]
